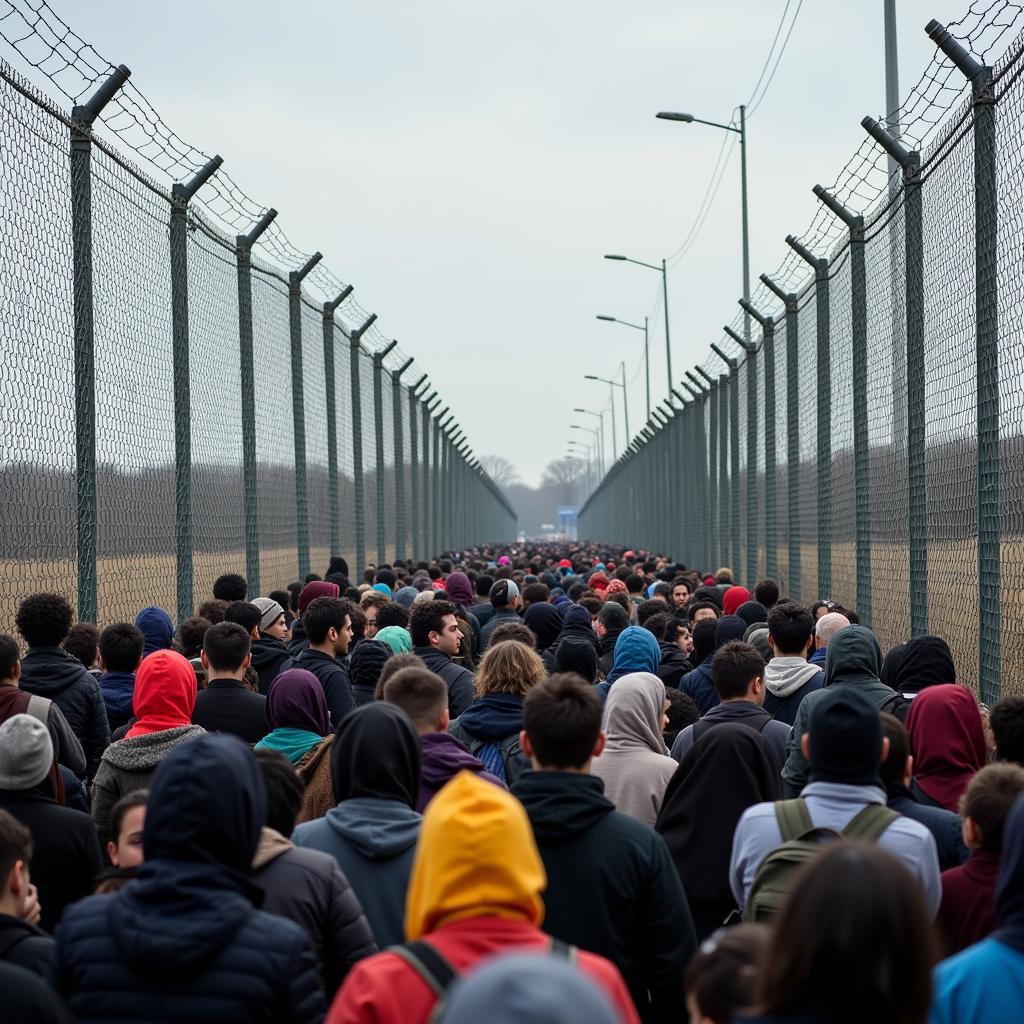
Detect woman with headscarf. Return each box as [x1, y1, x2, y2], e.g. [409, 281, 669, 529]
[376, 625, 413, 656]
[255, 668, 335, 822]
[91, 649, 204, 845]
[907, 683, 987, 812]
[722, 586, 752, 617]
[522, 602, 564, 668]
[591, 672, 676, 827]
[293, 703, 422, 946]
[656, 724, 782, 938]
[442, 571, 480, 669]
[885, 634, 956, 700]
[288, 580, 341, 655]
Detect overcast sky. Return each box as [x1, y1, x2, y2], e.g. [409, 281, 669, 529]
[46, 1, 987, 485]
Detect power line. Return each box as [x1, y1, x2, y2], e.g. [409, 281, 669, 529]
[747, 0, 806, 116]
[744, 0, 793, 109]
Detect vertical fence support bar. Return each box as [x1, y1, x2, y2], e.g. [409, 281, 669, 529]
[70, 64, 130, 623]
[408, 381, 424, 558]
[322, 286, 352, 558]
[718, 374, 730, 571]
[393, 364, 412, 562]
[348, 314, 376, 576]
[785, 294, 800, 599]
[763, 320, 777, 580]
[422, 400, 433, 557]
[851, 225, 871, 627]
[815, 261, 832, 600]
[372, 355, 387, 565]
[432, 416, 442, 556]
[706, 379, 719, 568]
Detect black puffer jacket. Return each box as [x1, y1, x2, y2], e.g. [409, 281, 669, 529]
[657, 643, 692, 689]
[54, 733, 326, 1024]
[252, 827, 377, 996]
[19, 647, 109, 779]
[413, 647, 475, 718]
[250, 637, 290, 695]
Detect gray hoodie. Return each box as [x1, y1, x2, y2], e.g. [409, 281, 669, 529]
[764, 656, 823, 699]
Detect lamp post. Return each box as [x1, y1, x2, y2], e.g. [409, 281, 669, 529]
[571, 423, 602, 478]
[584, 365, 630, 450]
[574, 407, 606, 473]
[603, 254, 671, 390]
[656, 107, 750, 344]
[597, 314, 650, 422]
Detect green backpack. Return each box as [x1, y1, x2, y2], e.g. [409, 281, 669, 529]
[745, 799, 899, 923]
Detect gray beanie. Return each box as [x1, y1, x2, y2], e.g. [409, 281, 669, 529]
[0, 714, 53, 790]
[252, 597, 285, 633]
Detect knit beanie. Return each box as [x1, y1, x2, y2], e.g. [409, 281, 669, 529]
[0, 714, 53, 790]
[808, 687, 883, 786]
[252, 597, 285, 633]
[349, 640, 392, 691]
[555, 636, 599, 683]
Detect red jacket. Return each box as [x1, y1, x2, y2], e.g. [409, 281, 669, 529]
[938, 848, 1001, 955]
[328, 916, 639, 1024]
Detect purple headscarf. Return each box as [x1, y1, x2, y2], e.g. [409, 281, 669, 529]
[266, 668, 331, 736]
[445, 572, 474, 610]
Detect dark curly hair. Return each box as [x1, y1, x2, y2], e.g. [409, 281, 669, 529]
[213, 573, 248, 602]
[16, 592, 73, 648]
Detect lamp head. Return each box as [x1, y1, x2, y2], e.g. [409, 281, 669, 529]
[596, 315, 616, 322]
[603, 254, 627, 261]
[656, 111, 694, 122]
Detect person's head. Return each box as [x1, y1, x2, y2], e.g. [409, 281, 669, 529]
[347, 603, 367, 644]
[991, 697, 1024, 766]
[409, 599, 462, 657]
[603, 672, 669, 750]
[16, 592, 72, 648]
[671, 578, 692, 609]
[330, 703, 421, 807]
[636, 599, 667, 628]
[685, 924, 771, 1024]
[349, 639, 393, 697]
[815, 610, 850, 649]
[663, 618, 693, 654]
[0, 809, 34, 917]
[611, 625, 662, 676]
[106, 791, 148, 868]
[374, 652, 428, 699]
[802, 686, 887, 787]
[252, 597, 288, 641]
[0, 634, 19, 685]
[879, 712, 913, 790]
[474, 573, 494, 599]
[754, 579, 780, 609]
[223, 600, 261, 640]
[521, 673, 603, 772]
[664, 688, 700, 746]
[254, 748, 304, 839]
[201, 621, 252, 679]
[63, 622, 99, 669]
[595, 601, 629, 639]
[177, 616, 211, 660]
[959, 762, 1024, 853]
[520, 582, 550, 608]
[712, 641, 766, 703]
[305, 596, 353, 656]
[755, 843, 937, 1024]
[359, 590, 389, 637]
[266, 668, 331, 736]
[135, 606, 175, 655]
[268, 590, 294, 622]
[297, 579, 342, 616]
[687, 600, 720, 627]
[766, 602, 814, 658]
[0, 714, 53, 794]
[475, 639, 546, 699]
[375, 602, 409, 631]
[691, 617, 718, 667]
[553, 636, 598, 683]
[213, 573, 247, 602]
[624, 572, 644, 596]
[484, 621, 535, 650]
[98, 622, 145, 674]
[197, 599, 227, 625]
[714, 567, 733, 585]
[132, 649, 198, 730]
[383, 666, 450, 734]
[489, 578, 521, 611]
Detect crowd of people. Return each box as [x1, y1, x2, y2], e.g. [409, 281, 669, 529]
[0, 545, 1022, 1022]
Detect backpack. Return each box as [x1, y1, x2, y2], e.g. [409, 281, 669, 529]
[745, 798, 900, 922]
[389, 936, 576, 1022]
[474, 741, 507, 783]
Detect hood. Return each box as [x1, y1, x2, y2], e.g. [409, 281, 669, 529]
[99, 671, 135, 714]
[420, 732, 487, 787]
[765, 657, 822, 698]
[332, 702, 421, 806]
[19, 647, 88, 695]
[606, 626, 661, 684]
[714, 615, 748, 647]
[722, 586, 751, 616]
[252, 825, 292, 870]
[250, 635, 287, 669]
[455, 693, 524, 741]
[446, 572, 474, 608]
[127, 649, 197, 738]
[102, 724, 206, 771]
[327, 556, 349, 578]
[512, 771, 613, 840]
[554, 636, 598, 683]
[996, 794, 1024, 954]
[602, 672, 667, 755]
[109, 733, 265, 973]
[266, 668, 330, 735]
[325, 796, 422, 858]
[298, 580, 340, 615]
[394, 587, 419, 609]
[823, 625, 884, 688]
[522, 603, 564, 651]
[349, 639, 392, 691]
[376, 626, 413, 655]
[886, 634, 956, 694]
[135, 606, 174, 656]
[735, 600, 768, 627]
[405, 771, 545, 940]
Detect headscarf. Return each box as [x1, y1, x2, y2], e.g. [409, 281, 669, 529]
[995, 794, 1024, 955]
[330, 702, 421, 807]
[722, 586, 752, 616]
[714, 615, 748, 649]
[394, 586, 419, 609]
[735, 600, 768, 628]
[879, 641, 908, 691]
[135, 606, 174, 656]
[605, 579, 628, 596]
[445, 572, 474, 609]
[522, 602, 564, 652]
[885, 635, 956, 694]
[372, 582, 393, 598]
[298, 580, 340, 615]
[126, 650, 196, 738]
[265, 668, 330, 736]
[376, 625, 413, 655]
[655, 724, 781, 903]
[602, 672, 667, 755]
[588, 572, 609, 592]
[327, 556, 350, 578]
[823, 625, 883, 687]
[906, 684, 986, 812]
[606, 626, 661, 685]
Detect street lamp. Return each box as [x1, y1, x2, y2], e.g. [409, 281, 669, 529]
[603, 254, 672, 390]
[584, 365, 630, 450]
[573, 407, 606, 474]
[656, 107, 750, 344]
[597, 314, 650, 422]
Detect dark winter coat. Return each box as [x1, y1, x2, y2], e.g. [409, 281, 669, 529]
[0, 960, 75, 1023]
[252, 827, 377, 997]
[412, 646, 475, 719]
[417, 731, 505, 811]
[512, 770, 695, 1022]
[192, 678, 268, 746]
[250, 637, 290, 695]
[54, 733, 326, 1024]
[97, 671, 136, 734]
[0, 789, 103, 933]
[656, 643, 692, 689]
[887, 782, 969, 871]
[678, 661, 718, 716]
[19, 647, 109, 779]
[479, 607, 522, 649]
[670, 700, 790, 769]
[0, 912, 55, 978]
[0, 684, 86, 778]
[287, 648, 354, 728]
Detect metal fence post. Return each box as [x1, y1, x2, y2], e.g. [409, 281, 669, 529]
[236, 208, 278, 596]
[712, 344, 741, 575]
[863, 116, 926, 635]
[349, 314, 377, 575]
[408, 376, 426, 558]
[392, 358, 414, 561]
[717, 372, 730, 571]
[69, 63, 130, 623]
[727, 325, 758, 583]
[432, 410, 446, 556]
[695, 369, 718, 571]
[288, 251, 322, 578]
[742, 300, 776, 581]
[322, 286, 352, 557]
[169, 154, 221, 621]
[372, 341, 397, 565]
[423, 394, 438, 557]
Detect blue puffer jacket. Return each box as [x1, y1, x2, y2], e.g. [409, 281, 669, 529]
[54, 733, 326, 1024]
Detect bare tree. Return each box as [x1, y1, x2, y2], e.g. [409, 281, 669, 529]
[541, 458, 584, 506]
[479, 454, 521, 489]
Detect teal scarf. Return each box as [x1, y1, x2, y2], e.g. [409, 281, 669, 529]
[255, 727, 323, 764]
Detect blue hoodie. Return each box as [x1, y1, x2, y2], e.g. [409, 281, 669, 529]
[595, 627, 661, 702]
[135, 607, 175, 656]
[99, 670, 136, 732]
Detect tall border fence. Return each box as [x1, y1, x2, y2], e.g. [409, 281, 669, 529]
[0, 3, 515, 627]
[580, 5, 1024, 703]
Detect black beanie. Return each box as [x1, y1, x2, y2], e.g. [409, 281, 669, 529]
[555, 636, 598, 684]
[807, 687, 884, 786]
[348, 640, 392, 692]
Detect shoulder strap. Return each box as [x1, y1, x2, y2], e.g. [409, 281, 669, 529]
[388, 940, 460, 999]
[841, 803, 900, 842]
[774, 799, 814, 841]
[24, 694, 50, 725]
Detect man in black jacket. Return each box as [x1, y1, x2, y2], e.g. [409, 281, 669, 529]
[0, 809, 54, 978]
[192, 624, 267, 745]
[16, 594, 109, 780]
[595, 602, 629, 678]
[512, 674, 696, 1023]
[287, 597, 355, 728]
[410, 600, 474, 719]
[247, 598, 291, 695]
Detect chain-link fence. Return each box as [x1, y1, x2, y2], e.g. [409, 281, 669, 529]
[0, 5, 515, 628]
[580, 4, 1024, 702]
